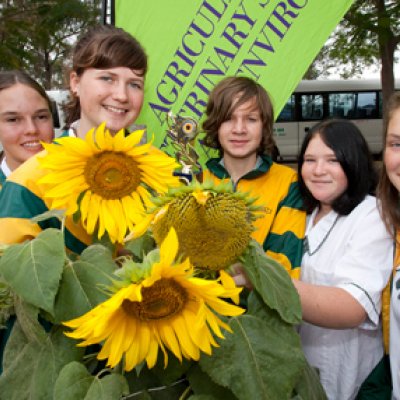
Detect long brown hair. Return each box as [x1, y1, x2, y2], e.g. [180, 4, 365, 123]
[378, 91, 400, 237]
[202, 76, 275, 157]
[64, 24, 148, 126]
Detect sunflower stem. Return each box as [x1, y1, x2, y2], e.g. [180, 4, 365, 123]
[96, 368, 112, 378]
[178, 385, 192, 400]
[61, 216, 66, 236]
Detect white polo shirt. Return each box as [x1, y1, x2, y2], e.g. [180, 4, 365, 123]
[299, 195, 393, 400]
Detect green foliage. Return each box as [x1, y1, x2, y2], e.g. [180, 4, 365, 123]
[124, 232, 156, 262]
[199, 308, 305, 399]
[0, 0, 101, 89]
[187, 364, 236, 399]
[240, 239, 302, 325]
[292, 360, 327, 400]
[0, 228, 65, 316]
[0, 226, 326, 399]
[0, 278, 13, 328]
[54, 362, 129, 400]
[53, 244, 116, 323]
[0, 323, 84, 399]
[308, 0, 400, 96]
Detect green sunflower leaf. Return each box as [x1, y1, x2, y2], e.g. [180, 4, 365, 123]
[13, 297, 47, 343]
[86, 373, 130, 399]
[0, 228, 65, 316]
[240, 239, 302, 324]
[53, 362, 94, 399]
[54, 244, 116, 323]
[124, 231, 156, 262]
[54, 362, 129, 400]
[292, 360, 327, 399]
[187, 363, 236, 399]
[0, 322, 84, 400]
[122, 357, 191, 399]
[31, 209, 66, 223]
[199, 308, 305, 400]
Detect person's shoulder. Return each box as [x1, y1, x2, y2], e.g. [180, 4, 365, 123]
[347, 195, 383, 223]
[356, 195, 379, 211]
[269, 162, 298, 180]
[7, 151, 47, 186]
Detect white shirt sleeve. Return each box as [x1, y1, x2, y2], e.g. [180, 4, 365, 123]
[334, 199, 393, 327]
[302, 196, 393, 329]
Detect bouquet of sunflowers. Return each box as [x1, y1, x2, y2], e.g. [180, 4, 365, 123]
[0, 124, 326, 399]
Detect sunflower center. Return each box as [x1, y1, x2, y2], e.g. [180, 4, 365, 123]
[122, 279, 188, 321]
[84, 151, 141, 199]
[153, 193, 253, 270]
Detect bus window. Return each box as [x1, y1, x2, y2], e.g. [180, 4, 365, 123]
[276, 94, 295, 122]
[328, 93, 355, 118]
[354, 92, 378, 118]
[301, 94, 323, 120]
[267, 79, 399, 161]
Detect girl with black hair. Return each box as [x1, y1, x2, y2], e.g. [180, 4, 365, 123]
[293, 119, 393, 400]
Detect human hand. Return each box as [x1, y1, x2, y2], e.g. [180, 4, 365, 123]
[230, 263, 253, 290]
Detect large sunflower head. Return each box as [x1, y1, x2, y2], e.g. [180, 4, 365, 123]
[63, 228, 244, 371]
[37, 124, 181, 243]
[127, 180, 263, 271]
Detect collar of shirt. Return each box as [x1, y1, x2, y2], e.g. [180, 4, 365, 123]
[206, 154, 273, 180]
[1, 156, 12, 178]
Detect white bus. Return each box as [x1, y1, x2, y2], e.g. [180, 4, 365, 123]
[273, 79, 400, 161]
[46, 90, 69, 137]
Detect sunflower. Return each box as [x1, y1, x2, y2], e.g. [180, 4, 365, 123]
[127, 180, 263, 271]
[63, 228, 244, 371]
[37, 124, 180, 243]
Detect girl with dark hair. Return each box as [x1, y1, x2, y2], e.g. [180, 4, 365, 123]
[0, 70, 53, 185]
[293, 119, 392, 399]
[377, 91, 400, 399]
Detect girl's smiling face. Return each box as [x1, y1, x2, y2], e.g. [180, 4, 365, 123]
[0, 83, 54, 171]
[384, 108, 400, 192]
[301, 133, 348, 211]
[70, 67, 145, 137]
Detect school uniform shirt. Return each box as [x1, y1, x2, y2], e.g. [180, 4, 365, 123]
[203, 155, 306, 278]
[0, 169, 6, 188]
[299, 195, 393, 400]
[390, 255, 400, 400]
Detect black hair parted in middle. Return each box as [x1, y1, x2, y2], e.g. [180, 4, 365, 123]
[298, 119, 378, 215]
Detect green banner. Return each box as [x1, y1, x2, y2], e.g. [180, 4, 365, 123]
[115, 0, 353, 161]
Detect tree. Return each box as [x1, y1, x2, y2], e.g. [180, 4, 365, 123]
[0, 0, 101, 89]
[309, 0, 400, 107]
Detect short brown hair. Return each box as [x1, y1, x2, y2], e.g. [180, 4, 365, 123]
[64, 24, 148, 126]
[377, 91, 400, 237]
[202, 76, 275, 156]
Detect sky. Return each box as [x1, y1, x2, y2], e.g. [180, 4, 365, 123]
[361, 62, 400, 79]
[323, 47, 400, 80]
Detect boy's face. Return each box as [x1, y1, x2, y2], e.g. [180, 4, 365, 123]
[218, 98, 263, 163]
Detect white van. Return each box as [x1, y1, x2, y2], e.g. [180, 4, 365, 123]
[274, 79, 400, 161]
[46, 90, 69, 137]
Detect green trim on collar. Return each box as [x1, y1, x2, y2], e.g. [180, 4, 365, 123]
[206, 154, 273, 180]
